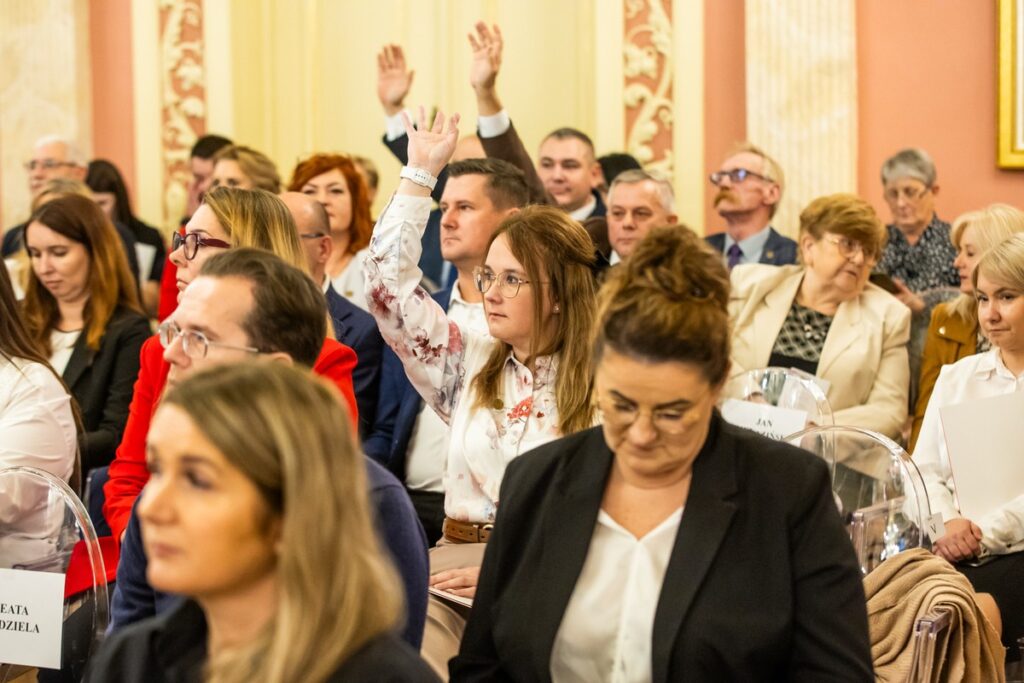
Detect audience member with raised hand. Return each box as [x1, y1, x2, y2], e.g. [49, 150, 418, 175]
[910, 203, 1024, 448]
[468, 22, 605, 218]
[0, 262, 77, 485]
[915, 232, 1024, 646]
[21, 194, 149, 476]
[452, 225, 873, 682]
[103, 187, 358, 541]
[86, 362, 438, 683]
[86, 159, 167, 315]
[289, 154, 375, 308]
[364, 107, 598, 673]
[210, 144, 281, 192]
[730, 194, 910, 438]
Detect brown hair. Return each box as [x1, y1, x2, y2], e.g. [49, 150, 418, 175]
[470, 206, 597, 435]
[22, 194, 141, 354]
[162, 362, 401, 683]
[212, 145, 282, 193]
[287, 154, 372, 255]
[798, 193, 887, 262]
[447, 158, 530, 209]
[595, 225, 731, 385]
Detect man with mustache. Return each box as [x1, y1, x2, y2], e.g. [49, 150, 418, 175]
[706, 143, 797, 268]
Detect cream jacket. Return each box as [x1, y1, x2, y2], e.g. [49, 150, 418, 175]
[729, 264, 911, 439]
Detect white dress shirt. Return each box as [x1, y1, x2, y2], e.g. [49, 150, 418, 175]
[914, 348, 1024, 554]
[551, 508, 683, 683]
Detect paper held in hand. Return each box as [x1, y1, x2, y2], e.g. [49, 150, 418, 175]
[0, 568, 65, 669]
[940, 390, 1024, 521]
[721, 399, 808, 440]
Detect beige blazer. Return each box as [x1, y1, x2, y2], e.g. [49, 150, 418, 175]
[729, 264, 911, 439]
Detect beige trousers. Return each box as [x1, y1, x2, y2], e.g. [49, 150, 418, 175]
[420, 541, 487, 681]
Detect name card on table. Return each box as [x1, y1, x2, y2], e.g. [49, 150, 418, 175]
[940, 391, 1024, 521]
[0, 568, 65, 669]
[721, 399, 808, 441]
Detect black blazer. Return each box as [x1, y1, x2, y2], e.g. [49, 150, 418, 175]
[705, 227, 798, 266]
[451, 415, 873, 682]
[63, 306, 150, 474]
[86, 598, 439, 682]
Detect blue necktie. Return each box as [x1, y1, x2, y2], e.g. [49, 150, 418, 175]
[727, 243, 743, 270]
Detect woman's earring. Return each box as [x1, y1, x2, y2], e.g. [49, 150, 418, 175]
[553, 304, 561, 313]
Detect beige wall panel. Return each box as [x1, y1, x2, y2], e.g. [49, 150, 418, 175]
[0, 0, 92, 228]
[745, 0, 857, 238]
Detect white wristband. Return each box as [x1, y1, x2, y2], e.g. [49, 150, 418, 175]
[400, 166, 438, 191]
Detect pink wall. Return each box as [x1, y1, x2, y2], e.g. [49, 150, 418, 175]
[857, 0, 1024, 223]
[703, 0, 746, 235]
[89, 0, 136, 199]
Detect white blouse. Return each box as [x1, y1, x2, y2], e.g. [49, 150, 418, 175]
[551, 507, 684, 683]
[364, 194, 565, 524]
[913, 348, 1024, 555]
[49, 328, 81, 375]
[331, 247, 370, 311]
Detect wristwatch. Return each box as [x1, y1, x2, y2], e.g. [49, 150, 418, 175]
[400, 166, 438, 191]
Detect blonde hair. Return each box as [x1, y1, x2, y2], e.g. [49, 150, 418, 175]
[470, 206, 597, 435]
[31, 178, 92, 211]
[595, 225, 731, 384]
[162, 362, 402, 683]
[799, 193, 887, 262]
[948, 204, 1024, 323]
[972, 232, 1024, 298]
[212, 145, 282, 193]
[203, 187, 308, 273]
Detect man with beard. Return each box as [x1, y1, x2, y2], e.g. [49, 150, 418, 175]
[706, 143, 797, 268]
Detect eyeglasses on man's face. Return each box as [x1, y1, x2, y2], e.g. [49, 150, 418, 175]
[157, 321, 261, 360]
[473, 266, 546, 299]
[708, 168, 774, 187]
[171, 231, 231, 261]
[24, 159, 77, 172]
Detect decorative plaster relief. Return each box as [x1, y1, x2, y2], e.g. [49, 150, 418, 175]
[623, 0, 674, 178]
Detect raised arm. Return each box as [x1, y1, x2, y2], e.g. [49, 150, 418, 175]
[468, 22, 550, 205]
[365, 109, 468, 423]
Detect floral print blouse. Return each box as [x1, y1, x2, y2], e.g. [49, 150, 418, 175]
[364, 195, 563, 524]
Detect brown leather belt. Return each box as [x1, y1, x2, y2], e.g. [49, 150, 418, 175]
[443, 517, 493, 544]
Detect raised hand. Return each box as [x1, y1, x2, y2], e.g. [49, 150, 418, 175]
[402, 107, 461, 179]
[377, 44, 414, 116]
[468, 22, 503, 94]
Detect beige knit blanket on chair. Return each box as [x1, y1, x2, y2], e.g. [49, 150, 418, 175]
[862, 548, 1004, 682]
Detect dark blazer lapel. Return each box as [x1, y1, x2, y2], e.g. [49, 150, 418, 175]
[651, 416, 738, 683]
[528, 428, 613, 678]
[62, 332, 95, 392]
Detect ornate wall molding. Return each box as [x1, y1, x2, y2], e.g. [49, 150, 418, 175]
[159, 0, 207, 228]
[623, 0, 674, 177]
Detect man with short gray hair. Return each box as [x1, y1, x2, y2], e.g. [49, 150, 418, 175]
[606, 169, 679, 262]
[877, 148, 958, 313]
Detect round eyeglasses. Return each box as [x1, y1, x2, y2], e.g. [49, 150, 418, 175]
[171, 232, 231, 261]
[473, 267, 547, 299]
[157, 321, 261, 359]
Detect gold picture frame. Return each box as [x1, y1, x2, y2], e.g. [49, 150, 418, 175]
[999, 0, 1024, 167]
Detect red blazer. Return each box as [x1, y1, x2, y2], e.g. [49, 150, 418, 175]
[103, 334, 358, 539]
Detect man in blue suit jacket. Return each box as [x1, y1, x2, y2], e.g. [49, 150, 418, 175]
[281, 193, 384, 439]
[705, 143, 798, 268]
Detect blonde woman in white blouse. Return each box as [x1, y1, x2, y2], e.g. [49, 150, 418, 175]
[364, 110, 598, 670]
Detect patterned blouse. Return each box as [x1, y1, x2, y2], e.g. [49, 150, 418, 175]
[364, 195, 563, 524]
[769, 302, 834, 375]
[877, 215, 959, 293]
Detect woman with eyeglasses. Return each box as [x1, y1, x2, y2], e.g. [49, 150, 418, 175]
[102, 187, 358, 541]
[364, 110, 596, 674]
[729, 194, 911, 438]
[450, 225, 873, 682]
[21, 194, 149, 477]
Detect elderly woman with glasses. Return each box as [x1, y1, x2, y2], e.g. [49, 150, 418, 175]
[364, 110, 598, 674]
[729, 194, 911, 439]
[102, 187, 358, 542]
[450, 225, 872, 682]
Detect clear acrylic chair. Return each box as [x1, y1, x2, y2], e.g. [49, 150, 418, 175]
[721, 367, 834, 439]
[785, 425, 932, 575]
[906, 606, 954, 683]
[0, 466, 109, 683]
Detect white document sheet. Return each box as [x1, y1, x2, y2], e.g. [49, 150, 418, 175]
[721, 398, 808, 440]
[0, 568, 65, 669]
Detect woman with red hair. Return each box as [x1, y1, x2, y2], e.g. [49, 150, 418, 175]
[289, 154, 373, 309]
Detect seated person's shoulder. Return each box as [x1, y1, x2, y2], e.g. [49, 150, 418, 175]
[730, 263, 800, 296]
[329, 633, 439, 682]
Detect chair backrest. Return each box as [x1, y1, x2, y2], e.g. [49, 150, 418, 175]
[0, 465, 109, 681]
[786, 425, 932, 574]
[906, 606, 953, 683]
[721, 367, 833, 439]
